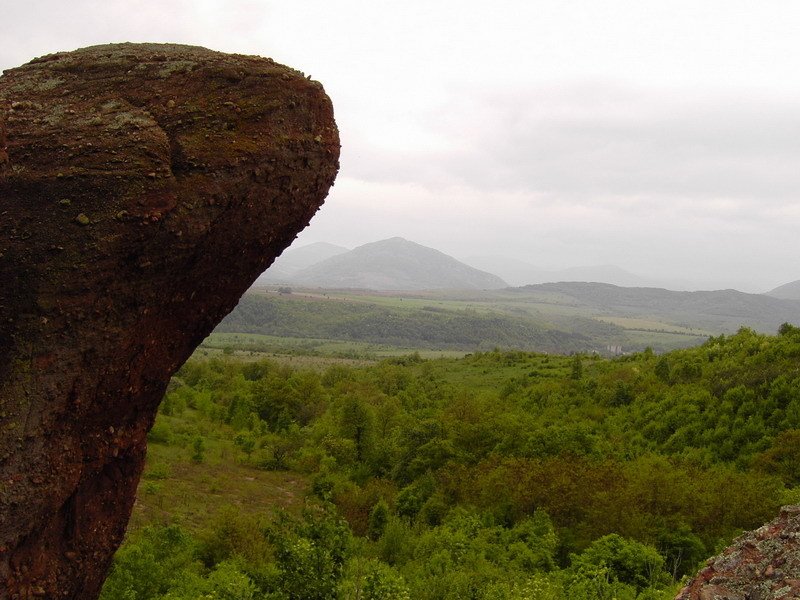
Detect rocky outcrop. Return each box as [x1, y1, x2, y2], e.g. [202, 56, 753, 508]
[0, 43, 338, 598]
[676, 505, 800, 600]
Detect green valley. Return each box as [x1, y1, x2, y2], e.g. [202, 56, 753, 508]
[213, 285, 729, 356]
[102, 324, 800, 599]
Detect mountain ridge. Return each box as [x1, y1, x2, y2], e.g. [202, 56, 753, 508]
[514, 281, 800, 333]
[461, 255, 659, 288]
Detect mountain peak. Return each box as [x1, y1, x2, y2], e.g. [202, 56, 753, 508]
[289, 238, 508, 290]
[766, 280, 800, 300]
[356, 237, 418, 250]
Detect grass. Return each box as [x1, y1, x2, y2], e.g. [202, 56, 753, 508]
[594, 316, 714, 336]
[418, 351, 582, 392]
[201, 332, 468, 363]
[129, 411, 308, 536]
[127, 341, 576, 542]
[621, 329, 709, 351]
[224, 284, 732, 369]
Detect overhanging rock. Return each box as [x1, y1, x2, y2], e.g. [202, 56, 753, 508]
[0, 43, 339, 598]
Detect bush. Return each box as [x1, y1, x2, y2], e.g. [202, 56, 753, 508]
[143, 462, 170, 480]
[570, 534, 668, 591]
[100, 525, 199, 600]
[147, 421, 173, 445]
[192, 436, 206, 463]
[362, 560, 411, 600]
[267, 505, 352, 600]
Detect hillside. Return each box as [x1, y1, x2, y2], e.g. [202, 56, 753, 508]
[766, 279, 800, 300]
[513, 282, 800, 333]
[289, 237, 508, 290]
[258, 241, 349, 282]
[463, 255, 657, 288]
[226, 279, 800, 355]
[216, 291, 613, 354]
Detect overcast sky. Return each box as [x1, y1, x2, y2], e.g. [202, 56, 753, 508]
[4, 1, 800, 291]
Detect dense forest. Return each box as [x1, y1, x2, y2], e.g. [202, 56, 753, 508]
[101, 325, 800, 599]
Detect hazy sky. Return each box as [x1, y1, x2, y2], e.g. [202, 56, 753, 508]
[3, 1, 800, 291]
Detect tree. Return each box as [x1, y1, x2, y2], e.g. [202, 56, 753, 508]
[657, 525, 706, 580]
[234, 432, 256, 460]
[99, 526, 198, 600]
[268, 505, 352, 600]
[362, 561, 411, 600]
[654, 357, 670, 383]
[570, 534, 667, 591]
[753, 429, 800, 485]
[368, 499, 390, 541]
[340, 395, 375, 463]
[192, 436, 206, 463]
[571, 355, 583, 380]
[610, 381, 634, 407]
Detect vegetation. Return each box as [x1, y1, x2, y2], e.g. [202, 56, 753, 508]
[102, 325, 800, 599]
[217, 292, 607, 354]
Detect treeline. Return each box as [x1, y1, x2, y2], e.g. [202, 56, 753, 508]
[216, 293, 621, 354]
[102, 325, 800, 599]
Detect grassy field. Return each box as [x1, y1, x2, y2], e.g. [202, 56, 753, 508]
[592, 316, 713, 335]
[130, 409, 309, 535]
[238, 286, 713, 355]
[201, 331, 467, 365]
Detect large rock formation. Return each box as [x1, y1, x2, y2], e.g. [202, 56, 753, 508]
[676, 505, 800, 600]
[0, 44, 338, 598]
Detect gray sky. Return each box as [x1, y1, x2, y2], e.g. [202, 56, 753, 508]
[3, 1, 800, 292]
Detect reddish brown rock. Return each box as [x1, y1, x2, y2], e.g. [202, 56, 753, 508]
[0, 43, 339, 598]
[676, 505, 800, 600]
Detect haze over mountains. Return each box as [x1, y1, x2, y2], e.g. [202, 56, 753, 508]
[259, 237, 800, 301]
[240, 238, 800, 353]
[766, 280, 800, 301]
[261, 238, 658, 290]
[516, 282, 800, 334]
[259, 241, 348, 282]
[461, 255, 659, 288]
[261, 237, 507, 290]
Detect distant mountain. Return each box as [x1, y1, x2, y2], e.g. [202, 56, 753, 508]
[290, 237, 508, 290]
[766, 280, 800, 300]
[462, 255, 657, 288]
[460, 256, 553, 287]
[555, 265, 655, 288]
[258, 242, 349, 282]
[513, 281, 800, 333]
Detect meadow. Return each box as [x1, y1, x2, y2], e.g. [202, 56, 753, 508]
[216, 287, 712, 357]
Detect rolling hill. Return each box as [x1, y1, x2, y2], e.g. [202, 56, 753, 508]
[462, 255, 658, 287]
[512, 282, 800, 333]
[766, 279, 800, 300]
[289, 237, 508, 290]
[216, 292, 604, 353]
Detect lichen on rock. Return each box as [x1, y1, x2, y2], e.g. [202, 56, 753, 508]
[676, 505, 800, 600]
[0, 43, 338, 598]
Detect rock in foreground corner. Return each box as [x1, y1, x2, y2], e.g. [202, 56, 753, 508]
[0, 43, 338, 598]
[676, 505, 800, 600]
